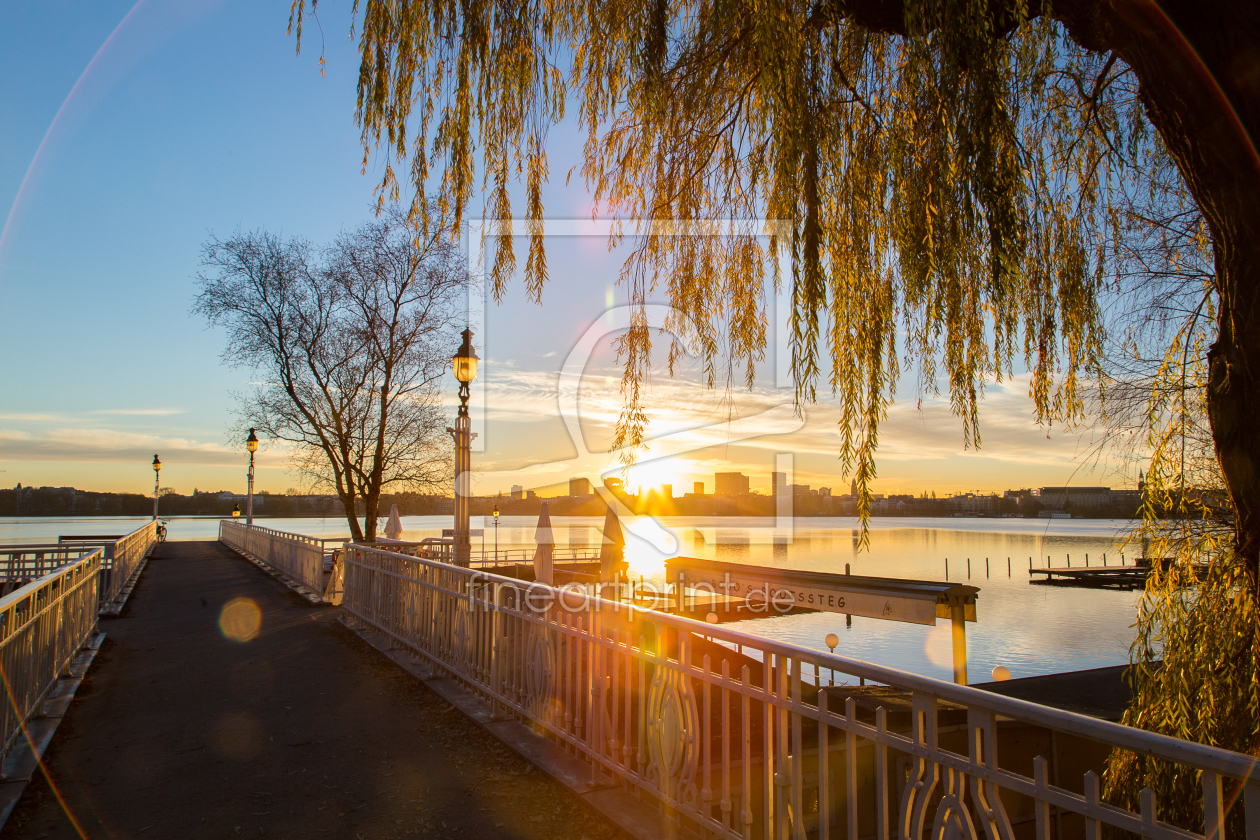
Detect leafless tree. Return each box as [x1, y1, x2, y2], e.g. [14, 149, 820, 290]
[194, 207, 467, 541]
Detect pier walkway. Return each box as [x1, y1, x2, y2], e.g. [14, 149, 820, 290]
[0, 541, 626, 840]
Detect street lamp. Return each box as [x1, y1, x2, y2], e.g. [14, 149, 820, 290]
[245, 428, 259, 526]
[448, 328, 479, 567]
[151, 454, 161, 520]
[492, 504, 499, 565]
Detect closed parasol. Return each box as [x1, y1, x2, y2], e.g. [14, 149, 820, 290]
[532, 503, 555, 585]
[385, 504, 404, 541]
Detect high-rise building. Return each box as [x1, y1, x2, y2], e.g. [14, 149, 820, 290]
[569, 477, 592, 497]
[772, 471, 788, 496]
[715, 472, 749, 496]
[661, 484, 673, 499]
[511, 485, 524, 501]
[693, 481, 704, 496]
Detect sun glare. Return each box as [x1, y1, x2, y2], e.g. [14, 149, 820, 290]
[621, 458, 692, 496]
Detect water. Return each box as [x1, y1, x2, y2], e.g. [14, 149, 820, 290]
[0, 514, 1142, 684]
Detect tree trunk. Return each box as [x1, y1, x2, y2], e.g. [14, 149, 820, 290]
[363, 492, 379, 542]
[1053, 0, 1260, 582]
[342, 490, 364, 542]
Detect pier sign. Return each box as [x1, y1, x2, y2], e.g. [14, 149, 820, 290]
[666, 557, 977, 626]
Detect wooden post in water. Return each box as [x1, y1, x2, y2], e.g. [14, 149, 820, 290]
[845, 563, 852, 626]
[1103, 553, 1107, 567]
[986, 557, 990, 578]
[1086, 553, 1090, 567]
[945, 558, 949, 578]
[967, 558, 971, 579]
[1067, 554, 1071, 568]
[1008, 557, 1012, 577]
[950, 598, 968, 685]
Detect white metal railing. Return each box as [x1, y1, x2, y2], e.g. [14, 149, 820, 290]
[2, 522, 156, 611]
[340, 543, 1260, 840]
[470, 546, 603, 567]
[219, 520, 337, 594]
[0, 545, 91, 588]
[0, 549, 101, 761]
[372, 539, 601, 569]
[101, 521, 157, 609]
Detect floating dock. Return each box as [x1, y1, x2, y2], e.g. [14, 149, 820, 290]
[1030, 565, 1148, 590]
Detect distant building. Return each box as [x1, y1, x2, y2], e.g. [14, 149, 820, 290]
[569, 477, 592, 497]
[526, 490, 537, 500]
[947, 493, 999, 516]
[772, 471, 788, 497]
[850, 478, 858, 497]
[1111, 489, 1142, 508]
[511, 485, 524, 501]
[715, 472, 749, 496]
[818, 487, 831, 497]
[661, 484, 673, 499]
[693, 481, 705, 496]
[1037, 487, 1111, 511]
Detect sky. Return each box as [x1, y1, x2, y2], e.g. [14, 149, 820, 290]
[0, 0, 1134, 500]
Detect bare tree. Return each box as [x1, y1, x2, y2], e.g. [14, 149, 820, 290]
[194, 208, 466, 541]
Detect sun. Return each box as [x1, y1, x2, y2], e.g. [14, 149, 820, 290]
[619, 457, 692, 497]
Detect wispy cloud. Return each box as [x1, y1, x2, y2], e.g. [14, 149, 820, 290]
[0, 427, 237, 466]
[91, 408, 185, 416]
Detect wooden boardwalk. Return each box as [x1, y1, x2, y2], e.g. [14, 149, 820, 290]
[0, 541, 628, 840]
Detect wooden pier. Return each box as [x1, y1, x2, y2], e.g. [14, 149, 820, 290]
[1030, 565, 1149, 590]
[1030, 557, 1209, 590]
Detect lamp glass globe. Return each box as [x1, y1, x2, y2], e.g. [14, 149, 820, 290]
[824, 632, 840, 651]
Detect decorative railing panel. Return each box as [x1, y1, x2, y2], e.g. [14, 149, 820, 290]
[0, 550, 100, 761]
[340, 543, 1260, 840]
[218, 521, 333, 594]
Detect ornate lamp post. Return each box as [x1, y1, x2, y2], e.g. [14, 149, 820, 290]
[492, 504, 499, 564]
[448, 328, 479, 567]
[151, 454, 161, 520]
[245, 428, 259, 526]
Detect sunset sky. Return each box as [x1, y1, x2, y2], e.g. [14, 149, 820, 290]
[0, 0, 1134, 500]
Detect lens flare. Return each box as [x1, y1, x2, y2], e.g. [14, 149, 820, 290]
[219, 597, 261, 642]
[923, 624, 953, 669]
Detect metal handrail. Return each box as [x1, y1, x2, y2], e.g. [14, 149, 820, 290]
[469, 546, 603, 567]
[0, 549, 100, 762]
[340, 542, 1260, 840]
[219, 520, 329, 594]
[0, 544, 100, 590]
[0, 522, 156, 610]
[101, 521, 157, 609]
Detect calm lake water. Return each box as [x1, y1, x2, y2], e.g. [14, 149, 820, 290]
[0, 514, 1142, 684]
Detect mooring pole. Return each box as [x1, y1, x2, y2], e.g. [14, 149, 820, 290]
[951, 598, 968, 685]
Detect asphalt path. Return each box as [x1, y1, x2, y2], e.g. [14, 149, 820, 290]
[2, 540, 627, 840]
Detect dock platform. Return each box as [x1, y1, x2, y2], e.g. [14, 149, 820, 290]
[1030, 565, 1148, 590]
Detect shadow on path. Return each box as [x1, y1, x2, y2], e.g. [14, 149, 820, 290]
[2, 540, 626, 840]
